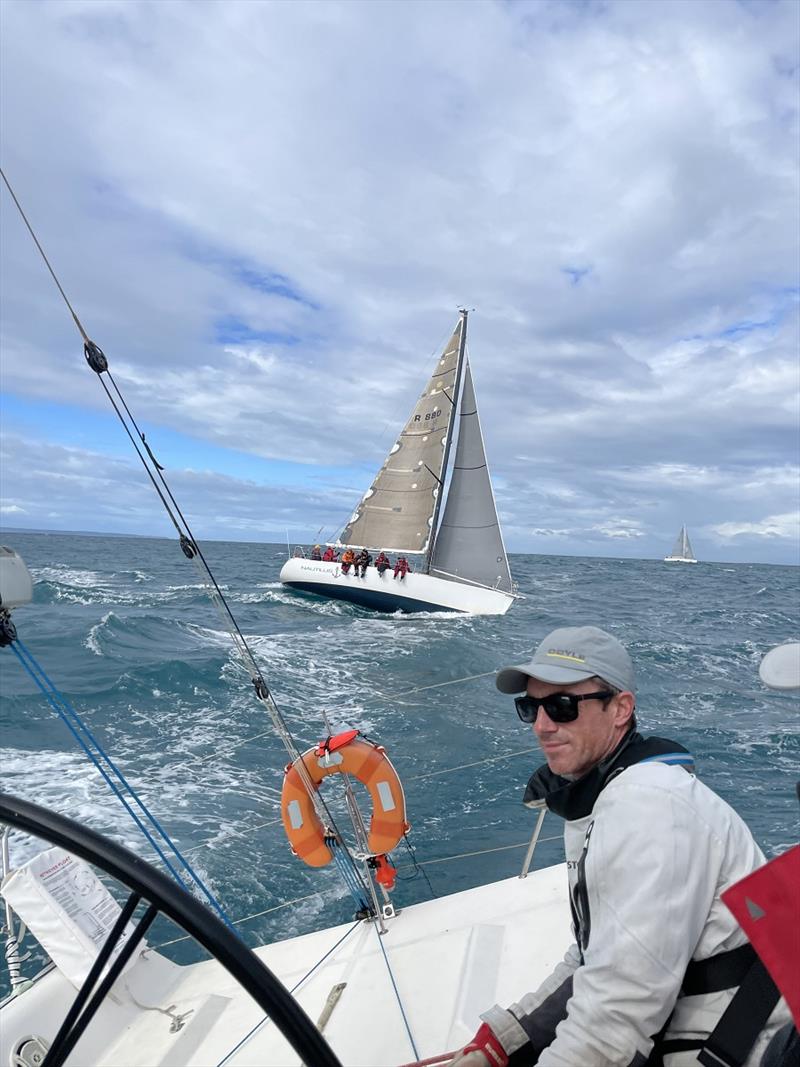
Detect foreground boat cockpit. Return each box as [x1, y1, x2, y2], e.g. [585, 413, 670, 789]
[1, 794, 571, 1067]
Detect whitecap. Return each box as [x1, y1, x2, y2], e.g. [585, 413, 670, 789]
[84, 611, 116, 655]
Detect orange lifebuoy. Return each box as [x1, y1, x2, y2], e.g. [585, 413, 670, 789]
[281, 732, 409, 868]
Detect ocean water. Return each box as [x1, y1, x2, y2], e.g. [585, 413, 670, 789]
[1, 530, 798, 987]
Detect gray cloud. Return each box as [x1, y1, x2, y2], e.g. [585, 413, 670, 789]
[0, 433, 354, 542]
[1, 0, 798, 563]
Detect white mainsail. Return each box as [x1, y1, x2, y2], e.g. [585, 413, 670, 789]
[429, 358, 513, 592]
[338, 320, 464, 554]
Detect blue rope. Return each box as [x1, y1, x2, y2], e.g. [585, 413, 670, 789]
[333, 851, 367, 908]
[215, 919, 362, 1067]
[329, 838, 369, 911]
[374, 920, 419, 1060]
[8, 638, 234, 929]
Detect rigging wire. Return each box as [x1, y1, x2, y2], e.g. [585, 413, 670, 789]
[185, 728, 278, 768]
[396, 835, 438, 899]
[0, 170, 90, 344]
[405, 747, 533, 781]
[376, 669, 498, 699]
[409, 835, 562, 868]
[214, 919, 363, 1067]
[0, 167, 372, 911]
[374, 920, 420, 1060]
[375, 650, 539, 701]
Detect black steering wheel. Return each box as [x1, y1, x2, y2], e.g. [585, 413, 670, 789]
[0, 792, 343, 1067]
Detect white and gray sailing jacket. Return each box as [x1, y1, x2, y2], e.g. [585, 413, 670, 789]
[482, 732, 790, 1067]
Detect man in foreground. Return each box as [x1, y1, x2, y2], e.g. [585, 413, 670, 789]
[453, 625, 788, 1067]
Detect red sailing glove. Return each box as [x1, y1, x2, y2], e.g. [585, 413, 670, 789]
[459, 1022, 509, 1067]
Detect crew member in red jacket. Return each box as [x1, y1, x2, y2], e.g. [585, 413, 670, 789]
[393, 556, 411, 580]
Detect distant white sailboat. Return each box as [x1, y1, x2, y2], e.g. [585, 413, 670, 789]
[664, 525, 698, 564]
[280, 310, 518, 614]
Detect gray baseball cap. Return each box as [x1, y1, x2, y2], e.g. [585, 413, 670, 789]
[495, 625, 635, 694]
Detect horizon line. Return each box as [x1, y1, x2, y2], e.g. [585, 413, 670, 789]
[0, 525, 796, 567]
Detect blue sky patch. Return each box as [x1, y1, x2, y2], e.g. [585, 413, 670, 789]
[214, 315, 300, 346]
[1, 393, 357, 489]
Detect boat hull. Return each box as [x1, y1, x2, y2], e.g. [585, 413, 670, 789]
[279, 558, 514, 615]
[663, 557, 698, 564]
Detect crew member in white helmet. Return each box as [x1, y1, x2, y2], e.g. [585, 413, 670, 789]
[450, 626, 789, 1067]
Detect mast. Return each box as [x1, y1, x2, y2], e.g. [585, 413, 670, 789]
[425, 308, 468, 573]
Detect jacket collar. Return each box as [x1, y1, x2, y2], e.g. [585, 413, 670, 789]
[523, 729, 692, 821]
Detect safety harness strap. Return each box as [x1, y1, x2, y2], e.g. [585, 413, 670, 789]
[648, 944, 779, 1067]
[697, 956, 780, 1067]
[682, 943, 756, 995]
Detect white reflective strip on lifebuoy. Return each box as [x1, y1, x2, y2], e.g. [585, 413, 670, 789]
[376, 779, 396, 812]
[287, 799, 304, 829]
[317, 750, 344, 769]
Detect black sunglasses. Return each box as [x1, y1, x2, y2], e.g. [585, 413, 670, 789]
[515, 690, 614, 724]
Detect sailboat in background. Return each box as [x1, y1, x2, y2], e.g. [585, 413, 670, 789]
[663, 524, 698, 564]
[279, 310, 518, 614]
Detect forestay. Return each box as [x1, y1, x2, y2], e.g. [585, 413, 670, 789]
[339, 321, 463, 554]
[429, 359, 513, 593]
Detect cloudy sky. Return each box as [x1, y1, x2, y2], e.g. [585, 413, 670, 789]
[1, 0, 798, 564]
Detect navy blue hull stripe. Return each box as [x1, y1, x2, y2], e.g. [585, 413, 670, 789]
[283, 580, 456, 614]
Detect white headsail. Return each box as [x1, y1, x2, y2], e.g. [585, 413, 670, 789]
[429, 358, 513, 593]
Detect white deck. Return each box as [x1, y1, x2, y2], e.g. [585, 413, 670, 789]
[279, 558, 515, 615]
[1, 864, 571, 1066]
